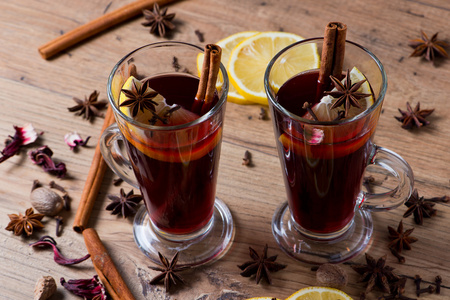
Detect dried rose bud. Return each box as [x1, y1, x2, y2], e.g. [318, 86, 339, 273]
[307, 128, 324, 144]
[29, 235, 90, 265]
[28, 146, 67, 178]
[0, 123, 38, 163]
[60, 275, 107, 300]
[64, 132, 91, 150]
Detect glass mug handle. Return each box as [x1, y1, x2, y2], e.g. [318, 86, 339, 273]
[361, 145, 414, 211]
[99, 123, 138, 188]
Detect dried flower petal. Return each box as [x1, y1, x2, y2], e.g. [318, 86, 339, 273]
[30, 235, 90, 265]
[60, 275, 107, 300]
[64, 132, 91, 150]
[0, 124, 38, 163]
[28, 146, 67, 178]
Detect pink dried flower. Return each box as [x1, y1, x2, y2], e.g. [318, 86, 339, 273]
[64, 132, 91, 150]
[0, 123, 38, 163]
[29, 235, 90, 265]
[60, 275, 107, 300]
[307, 128, 324, 144]
[28, 146, 67, 178]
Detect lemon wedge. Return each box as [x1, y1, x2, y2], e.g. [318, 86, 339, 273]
[286, 286, 353, 300]
[228, 31, 319, 105]
[311, 67, 374, 121]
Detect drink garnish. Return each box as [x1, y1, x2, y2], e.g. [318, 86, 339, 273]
[119, 78, 159, 117]
[409, 30, 448, 63]
[394, 102, 434, 129]
[141, 3, 176, 37]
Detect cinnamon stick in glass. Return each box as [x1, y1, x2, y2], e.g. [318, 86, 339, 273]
[83, 228, 135, 300]
[38, 0, 178, 59]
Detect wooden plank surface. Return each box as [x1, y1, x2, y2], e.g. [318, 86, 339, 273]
[0, 0, 449, 299]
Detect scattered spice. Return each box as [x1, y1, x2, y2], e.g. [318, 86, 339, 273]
[416, 285, 435, 296]
[64, 132, 91, 150]
[29, 235, 90, 265]
[34, 275, 57, 300]
[259, 107, 268, 120]
[414, 275, 422, 295]
[28, 146, 67, 178]
[60, 275, 107, 300]
[434, 275, 442, 294]
[395, 102, 434, 129]
[55, 216, 63, 237]
[238, 244, 287, 285]
[119, 78, 158, 118]
[351, 253, 399, 297]
[112, 178, 123, 186]
[142, 3, 176, 37]
[68, 90, 107, 121]
[149, 251, 190, 292]
[379, 277, 416, 300]
[387, 220, 418, 253]
[106, 188, 143, 218]
[403, 189, 449, 225]
[49, 180, 70, 210]
[5, 207, 44, 236]
[389, 247, 406, 264]
[409, 31, 448, 62]
[0, 123, 38, 163]
[195, 29, 205, 42]
[315, 263, 348, 289]
[30, 183, 64, 216]
[242, 150, 252, 166]
[325, 69, 371, 118]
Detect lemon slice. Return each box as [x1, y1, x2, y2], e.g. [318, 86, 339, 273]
[245, 298, 281, 300]
[311, 67, 374, 121]
[197, 31, 259, 105]
[286, 287, 353, 300]
[228, 31, 319, 105]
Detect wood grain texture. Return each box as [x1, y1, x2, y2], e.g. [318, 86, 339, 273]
[0, 0, 449, 299]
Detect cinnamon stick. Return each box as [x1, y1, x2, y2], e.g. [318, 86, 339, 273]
[73, 106, 115, 233]
[83, 228, 135, 300]
[38, 0, 178, 59]
[317, 22, 347, 95]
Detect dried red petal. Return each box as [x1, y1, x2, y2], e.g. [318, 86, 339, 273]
[0, 124, 38, 163]
[60, 275, 107, 300]
[30, 236, 90, 265]
[28, 146, 67, 178]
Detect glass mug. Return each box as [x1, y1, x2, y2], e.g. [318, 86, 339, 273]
[264, 38, 414, 264]
[100, 42, 234, 266]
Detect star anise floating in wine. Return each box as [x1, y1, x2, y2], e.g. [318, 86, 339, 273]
[148, 251, 190, 292]
[395, 102, 434, 130]
[68, 90, 108, 121]
[142, 3, 176, 37]
[119, 79, 159, 118]
[409, 30, 448, 63]
[325, 69, 372, 118]
[238, 244, 287, 285]
[5, 207, 44, 236]
[387, 220, 418, 253]
[403, 189, 449, 225]
[106, 188, 143, 218]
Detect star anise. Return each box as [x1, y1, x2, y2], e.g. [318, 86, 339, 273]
[142, 3, 176, 37]
[105, 188, 143, 218]
[119, 79, 158, 118]
[351, 253, 400, 297]
[68, 91, 108, 121]
[148, 251, 190, 292]
[387, 220, 418, 253]
[5, 207, 44, 236]
[324, 69, 372, 118]
[403, 189, 449, 225]
[379, 277, 417, 300]
[238, 244, 287, 285]
[395, 102, 434, 129]
[409, 30, 448, 62]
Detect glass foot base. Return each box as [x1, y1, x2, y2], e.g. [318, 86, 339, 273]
[272, 202, 373, 265]
[133, 197, 234, 267]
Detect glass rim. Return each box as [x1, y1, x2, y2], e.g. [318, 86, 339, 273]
[264, 37, 387, 126]
[107, 41, 229, 131]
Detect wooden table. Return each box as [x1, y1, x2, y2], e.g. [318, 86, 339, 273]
[1, 0, 449, 299]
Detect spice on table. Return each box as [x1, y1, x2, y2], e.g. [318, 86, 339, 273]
[142, 3, 176, 37]
[379, 277, 416, 300]
[30, 182, 64, 216]
[64, 132, 91, 151]
[434, 275, 442, 294]
[394, 102, 434, 130]
[403, 189, 449, 225]
[259, 107, 268, 120]
[60, 275, 107, 300]
[119, 79, 159, 117]
[106, 188, 143, 218]
[68, 90, 108, 121]
[409, 30, 448, 63]
[387, 220, 418, 253]
[0, 123, 38, 163]
[238, 244, 287, 285]
[113, 178, 123, 186]
[5, 207, 44, 236]
[195, 29, 205, 42]
[148, 251, 190, 292]
[414, 275, 422, 295]
[242, 150, 252, 166]
[28, 146, 67, 178]
[29, 235, 90, 265]
[49, 181, 71, 210]
[389, 247, 406, 264]
[34, 275, 57, 300]
[416, 285, 435, 296]
[315, 263, 348, 289]
[55, 216, 63, 237]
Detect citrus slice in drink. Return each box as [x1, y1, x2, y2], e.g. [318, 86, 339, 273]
[228, 31, 319, 105]
[308, 67, 374, 121]
[197, 31, 259, 105]
[286, 287, 353, 300]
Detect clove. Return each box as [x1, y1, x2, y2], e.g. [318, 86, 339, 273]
[416, 285, 435, 297]
[435, 275, 442, 294]
[389, 247, 405, 264]
[414, 275, 422, 294]
[242, 150, 252, 166]
[55, 216, 63, 237]
[303, 102, 318, 121]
